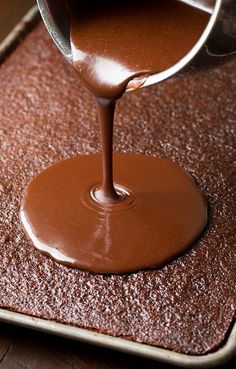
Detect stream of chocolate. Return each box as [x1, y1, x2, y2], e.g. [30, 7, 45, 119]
[21, 0, 209, 273]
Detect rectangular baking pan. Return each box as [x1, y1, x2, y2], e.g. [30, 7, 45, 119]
[0, 6, 235, 368]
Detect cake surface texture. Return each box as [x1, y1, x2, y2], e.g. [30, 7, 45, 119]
[0, 23, 235, 355]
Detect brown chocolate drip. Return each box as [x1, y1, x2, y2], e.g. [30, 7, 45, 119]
[21, 0, 209, 273]
[95, 99, 120, 203]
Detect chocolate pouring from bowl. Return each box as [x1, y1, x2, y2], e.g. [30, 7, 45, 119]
[37, 0, 236, 90]
[21, 1, 209, 274]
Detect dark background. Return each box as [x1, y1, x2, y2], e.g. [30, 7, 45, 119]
[0, 0, 35, 41]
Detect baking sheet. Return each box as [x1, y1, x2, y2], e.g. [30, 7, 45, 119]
[0, 6, 235, 368]
[0, 309, 236, 368]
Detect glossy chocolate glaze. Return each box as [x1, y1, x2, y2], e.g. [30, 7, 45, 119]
[0, 24, 235, 354]
[21, 154, 207, 273]
[21, 0, 208, 273]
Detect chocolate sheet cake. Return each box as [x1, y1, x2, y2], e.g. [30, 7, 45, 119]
[0, 23, 235, 355]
